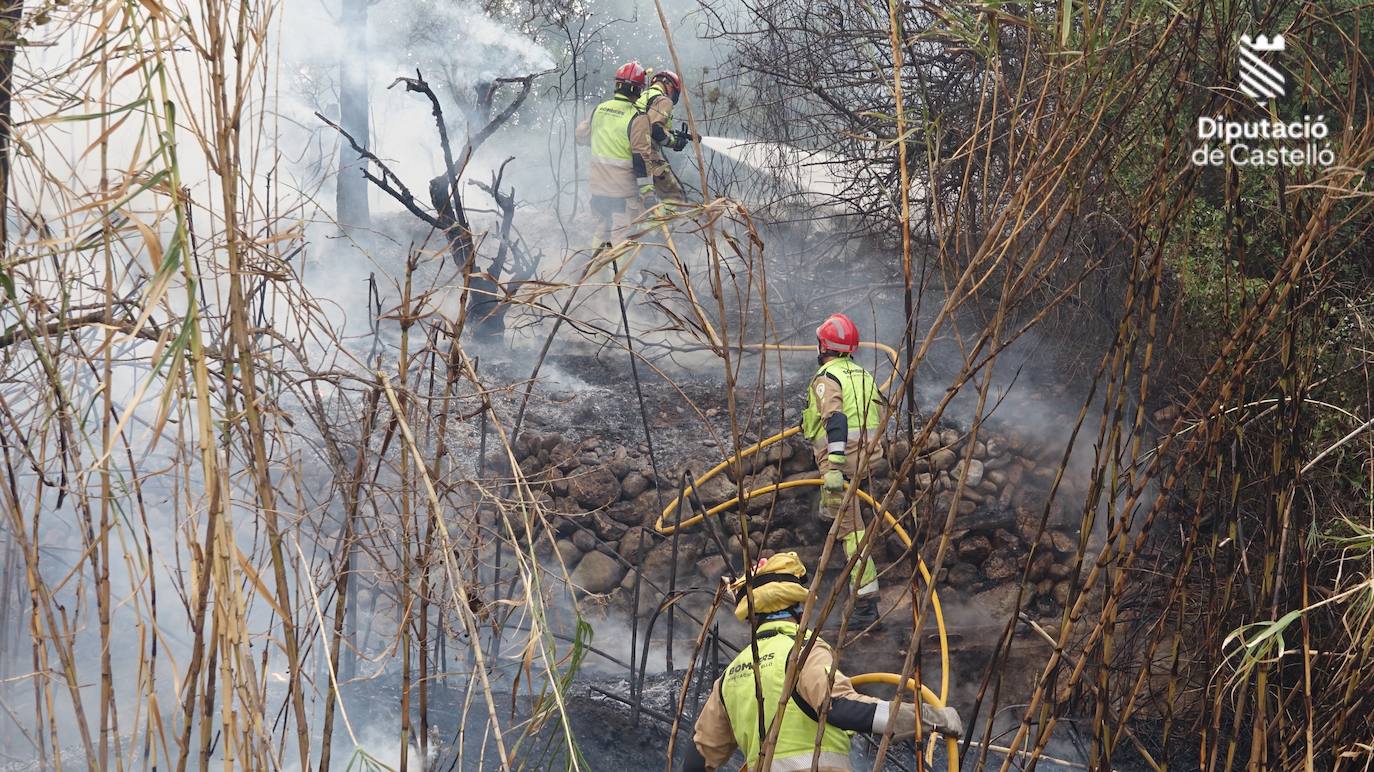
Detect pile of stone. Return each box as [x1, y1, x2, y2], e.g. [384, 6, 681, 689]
[503, 429, 828, 607]
[939, 512, 1084, 617]
[503, 423, 1085, 618]
[503, 431, 664, 596]
[883, 427, 1069, 516]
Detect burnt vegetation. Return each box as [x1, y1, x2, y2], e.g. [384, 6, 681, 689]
[0, 0, 1372, 770]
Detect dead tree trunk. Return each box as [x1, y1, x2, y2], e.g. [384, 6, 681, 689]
[335, 0, 371, 232]
[0, 0, 23, 260]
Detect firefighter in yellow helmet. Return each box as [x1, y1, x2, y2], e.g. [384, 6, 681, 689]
[684, 553, 961, 772]
[805, 312, 887, 630]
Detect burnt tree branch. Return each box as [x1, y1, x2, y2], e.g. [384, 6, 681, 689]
[317, 111, 444, 229]
[392, 71, 476, 265]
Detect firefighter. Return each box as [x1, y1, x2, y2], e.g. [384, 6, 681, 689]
[804, 312, 886, 630]
[634, 69, 686, 203]
[637, 70, 689, 152]
[684, 552, 961, 772]
[574, 61, 659, 246]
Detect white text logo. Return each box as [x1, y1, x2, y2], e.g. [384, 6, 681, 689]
[1192, 33, 1334, 168]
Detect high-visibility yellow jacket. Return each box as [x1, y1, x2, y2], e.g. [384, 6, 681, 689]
[575, 93, 653, 198]
[803, 356, 882, 454]
[690, 619, 897, 771]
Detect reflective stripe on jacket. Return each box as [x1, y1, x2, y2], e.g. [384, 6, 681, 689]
[802, 356, 882, 445]
[719, 620, 852, 769]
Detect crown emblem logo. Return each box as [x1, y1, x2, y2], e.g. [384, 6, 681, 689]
[1238, 34, 1286, 101]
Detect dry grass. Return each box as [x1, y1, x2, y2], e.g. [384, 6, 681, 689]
[0, 1, 1372, 771]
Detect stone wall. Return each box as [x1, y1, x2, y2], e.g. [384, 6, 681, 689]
[502, 423, 1087, 621]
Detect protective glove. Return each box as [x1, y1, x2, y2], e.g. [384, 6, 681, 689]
[889, 702, 964, 742]
[819, 469, 845, 514]
[890, 702, 920, 743]
[921, 704, 963, 738]
[640, 184, 660, 210]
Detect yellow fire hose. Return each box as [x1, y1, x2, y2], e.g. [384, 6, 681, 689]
[651, 341, 959, 769]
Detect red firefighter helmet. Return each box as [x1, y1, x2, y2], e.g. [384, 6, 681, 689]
[615, 61, 648, 89]
[816, 313, 860, 354]
[652, 70, 683, 102]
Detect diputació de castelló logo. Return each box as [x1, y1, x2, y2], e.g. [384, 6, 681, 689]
[1192, 33, 1336, 168]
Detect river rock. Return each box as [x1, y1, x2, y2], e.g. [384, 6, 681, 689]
[1053, 580, 1072, 606]
[697, 554, 728, 581]
[1050, 530, 1076, 554]
[940, 429, 960, 447]
[692, 474, 735, 507]
[748, 442, 795, 475]
[998, 487, 1015, 507]
[606, 501, 641, 527]
[572, 528, 598, 553]
[1027, 551, 1054, 581]
[641, 536, 703, 579]
[957, 534, 992, 564]
[1034, 595, 1057, 617]
[515, 433, 540, 460]
[953, 459, 984, 487]
[947, 562, 979, 588]
[881, 489, 908, 517]
[783, 449, 814, 474]
[779, 471, 821, 499]
[929, 448, 958, 471]
[553, 509, 579, 536]
[571, 550, 624, 594]
[993, 528, 1020, 550]
[619, 527, 651, 559]
[982, 553, 1017, 581]
[867, 457, 891, 479]
[569, 467, 621, 510]
[607, 447, 633, 478]
[620, 471, 650, 500]
[633, 490, 662, 524]
[591, 510, 627, 542]
[555, 538, 580, 566]
[550, 441, 579, 472]
[972, 583, 1020, 619]
[766, 528, 795, 550]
